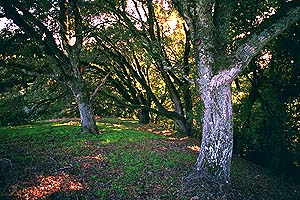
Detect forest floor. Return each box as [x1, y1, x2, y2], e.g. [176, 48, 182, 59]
[0, 118, 299, 200]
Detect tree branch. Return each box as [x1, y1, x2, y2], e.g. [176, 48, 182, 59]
[58, 0, 71, 52]
[210, 5, 300, 87]
[105, 92, 184, 121]
[0, 0, 67, 63]
[70, 0, 83, 50]
[90, 72, 111, 101]
[213, 0, 234, 46]
[231, 6, 300, 79]
[0, 60, 57, 79]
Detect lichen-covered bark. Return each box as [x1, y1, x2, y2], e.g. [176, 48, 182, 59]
[68, 81, 99, 134]
[77, 93, 98, 134]
[196, 83, 233, 181]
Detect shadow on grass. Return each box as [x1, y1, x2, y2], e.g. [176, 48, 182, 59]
[0, 118, 197, 199]
[0, 118, 299, 199]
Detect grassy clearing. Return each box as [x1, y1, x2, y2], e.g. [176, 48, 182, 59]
[0, 118, 299, 199]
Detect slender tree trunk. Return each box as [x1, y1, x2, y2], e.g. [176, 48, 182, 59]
[183, 82, 193, 136]
[68, 81, 99, 134]
[175, 118, 192, 136]
[195, 83, 233, 181]
[137, 107, 150, 124]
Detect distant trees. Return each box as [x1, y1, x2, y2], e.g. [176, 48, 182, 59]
[0, 66, 67, 125]
[0, 0, 196, 135]
[86, 0, 195, 135]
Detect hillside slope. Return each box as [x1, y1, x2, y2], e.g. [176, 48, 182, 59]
[0, 118, 299, 199]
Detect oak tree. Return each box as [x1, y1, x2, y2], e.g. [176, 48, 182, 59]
[0, 0, 102, 133]
[172, 0, 300, 197]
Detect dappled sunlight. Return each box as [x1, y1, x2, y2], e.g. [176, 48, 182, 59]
[151, 129, 173, 136]
[118, 117, 138, 123]
[8, 125, 34, 129]
[109, 127, 124, 132]
[291, 135, 299, 147]
[97, 123, 127, 131]
[187, 145, 200, 153]
[80, 153, 107, 169]
[111, 124, 124, 128]
[84, 154, 105, 161]
[179, 136, 189, 141]
[166, 136, 191, 141]
[2, 118, 300, 199]
[101, 139, 112, 144]
[52, 121, 80, 127]
[256, 49, 272, 69]
[167, 136, 189, 141]
[12, 172, 85, 200]
[97, 117, 139, 126]
[167, 137, 177, 141]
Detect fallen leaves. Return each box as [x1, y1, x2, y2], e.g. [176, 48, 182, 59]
[11, 172, 85, 200]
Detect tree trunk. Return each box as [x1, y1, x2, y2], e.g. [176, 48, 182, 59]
[68, 81, 99, 134]
[183, 81, 193, 136]
[175, 118, 192, 136]
[181, 83, 234, 199]
[196, 83, 233, 182]
[76, 92, 99, 134]
[137, 107, 150, 124]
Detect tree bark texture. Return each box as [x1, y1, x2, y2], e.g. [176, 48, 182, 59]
[196, 83, 233, 181]
[68, 81, 99, 134]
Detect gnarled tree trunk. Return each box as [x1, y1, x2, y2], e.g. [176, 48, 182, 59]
[68, 81, 98, 134]
[175, 118, 193, 136]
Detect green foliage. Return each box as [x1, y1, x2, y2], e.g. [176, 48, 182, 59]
[0, 72, 77, 125]
[233, 24, 300, 182]
[0, 0, 300, 187]
[0, 93, 30, 125]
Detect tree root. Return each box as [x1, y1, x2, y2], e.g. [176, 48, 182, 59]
[178, 168, 234, 200]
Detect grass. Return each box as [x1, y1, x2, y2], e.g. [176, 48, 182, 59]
[0, 118, 299, 199]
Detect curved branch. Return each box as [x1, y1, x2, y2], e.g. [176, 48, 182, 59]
[90, 72, 111, 101]
[230, 6, 300, 79]
[0, 60, 56, 79]
[210, 5, 300, 87]
[0, 0, 67, 63]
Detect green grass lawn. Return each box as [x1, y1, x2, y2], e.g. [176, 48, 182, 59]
[0, 118, 299, 199]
